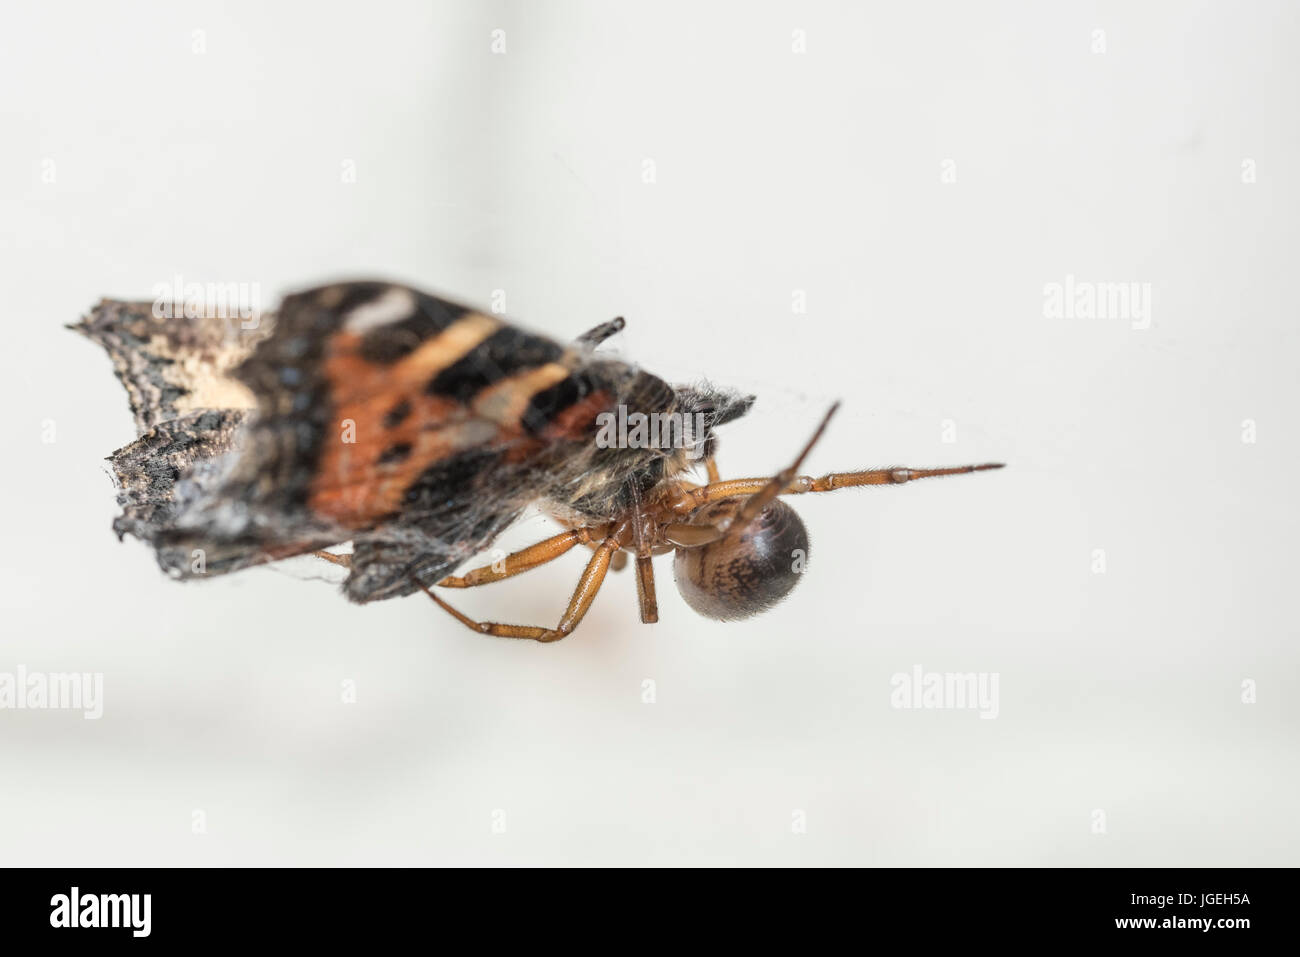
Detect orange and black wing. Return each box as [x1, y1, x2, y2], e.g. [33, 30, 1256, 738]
[150, 281, 670, 601]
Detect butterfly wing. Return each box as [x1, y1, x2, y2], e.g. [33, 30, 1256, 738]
[105, 409, 256, 576]
[76, 281, 689, 602]
[137, 281, 672, 601]
[73, 299, 286, 574]
[71, 298, 272, 434]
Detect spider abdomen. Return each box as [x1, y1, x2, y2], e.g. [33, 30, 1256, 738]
[672, 498, 809, 621]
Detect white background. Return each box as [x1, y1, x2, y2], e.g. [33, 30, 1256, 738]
[1, 0, 1296, 866]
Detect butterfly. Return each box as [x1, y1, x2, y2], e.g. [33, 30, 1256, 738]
[74, 280, 1002, 641]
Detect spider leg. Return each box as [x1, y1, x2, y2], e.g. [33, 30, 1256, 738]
[661, 465, 1002, 548]
[628, 502, 658, 623]
[436, 527, 605, 588]
[692, 402, 840, 539]
[661, 522, 725, 547]
[693, 462, 1005, 505]
[633, 557, 657, 623]
[674, 403, 1004, 541]
[418, 529, 624, 642]
[583, 540, 631, 571]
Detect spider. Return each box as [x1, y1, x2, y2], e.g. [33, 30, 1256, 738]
[410, 399, 1002, 641]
